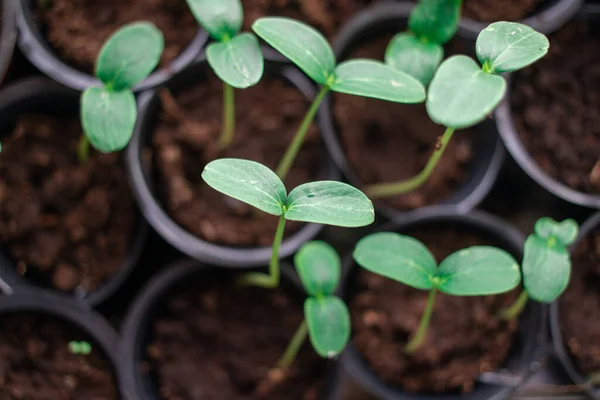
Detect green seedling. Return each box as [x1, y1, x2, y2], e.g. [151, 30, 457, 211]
[68, 341, 92, 355]
[367, 22, 549, 198]
[201, 158, 374, 289]
[80, 22, 164, 163]
[185, 0, 264, 149]
[385, 0, 462, 86]
[500, 217, 579, 319]
[252, 17, 426, 180]
[353, 232, 521, 353]
[278, 241, 350, 369]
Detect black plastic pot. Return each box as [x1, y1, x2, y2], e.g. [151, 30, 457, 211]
[0, 0, 18, 85]
[120, 259, 343, 400]
[0, 77, 148, 307]
[16, 0, 208, 92]
[320, 2, 505, 222]
[341, 206, 545, 400]
[496, 5, 600, 210]
[125, 55, 339, 268]
[550, 211, 600, 400]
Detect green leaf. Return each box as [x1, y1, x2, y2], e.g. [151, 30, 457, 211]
[408, 0, 462, 44]
[186, 0, 243, 40]
[353, 232, 436, 290]
[201, 159, 286, 216]
[435, 246, 521, 295]
[206, 33, 264, 89]
[252, 17, 335, 85]
[522, 235, 571, 303]
[305, 296, 350, 358]
[476, 22, 549, 73]
[331, 59, 426, 103]
[295, 241, 341, 297]
[385, 33, 443, 86]
[534, 218, 579, 247]
[285, 181, 374, 227]
[426, 55, 506, 129]
[80, 88, 137, 153]
[95, 22, 164, 91]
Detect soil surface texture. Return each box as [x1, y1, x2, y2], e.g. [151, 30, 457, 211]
[462, 0, 546, 22]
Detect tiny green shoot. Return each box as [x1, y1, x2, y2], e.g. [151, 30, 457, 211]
[68, 341, 92, 355]
[252, 17, 426, 180]
[353, 232, 521, 353]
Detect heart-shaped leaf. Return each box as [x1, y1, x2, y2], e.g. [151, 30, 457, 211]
[295, 241, 341, 297]
[95, 22, 164, 91]
[186, 0, 243, 40]
[201, 158, 286, 216]
[427, 55, 506, 129]
[385, 32, 443, 86]
[476, 22, 549, 73]
[435, 246, 521, 295]
[252, 17, 335, 85]
[534, 218, 579, 247]
[305, 296, 350, 358]
[285, 181, 374, 227]
[206, 33, 264, 89]
[408, 0, 462, 44]
[331, 59, 426, 103]
[81, 88, 137, 153]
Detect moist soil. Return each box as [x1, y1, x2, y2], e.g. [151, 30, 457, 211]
[0, 115, 134, 294]
[333, 35, 473, 211]
[0, 313, 117, 399]
[560, 229, 600, 375]
[36, 0, 198, 74]
[512, 21, 600, 194]
[146, 273, 327, 399]
[462, 0, 546, 22]
[350, 227, 519, 393]
[152, 71, 321, 247]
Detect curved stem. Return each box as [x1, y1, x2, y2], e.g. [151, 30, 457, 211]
[499, 290, 529, 320]
[78, 135, 90, 165]
[405, 288, 437, 354]
[366, 127, 456, 199]
[219, 82, 235, 149]
[277, 320, 308, 369]
[276, 85, 330, 180]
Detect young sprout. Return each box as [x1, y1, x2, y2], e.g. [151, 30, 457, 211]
[278, 241, 350, 369]
[201, 158, 374, 288]
[185, 0, 264, 149]
[386, 0, 462, 86]
[353, 232, 521, 353]
[500, 217, 579, 319]
[367, 22, 549, 198]
[80, 22, 164, 163]
[68, 341, 92, 355]
[252, 17, 426, 180]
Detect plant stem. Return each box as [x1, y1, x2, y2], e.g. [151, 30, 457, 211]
[277, 320, 308, 369]
[405, 288, 437, 354]
[219, 82, 235, 149]
[78, 135, 90, 164]
[276, 85, 330, 180]
[499, 290, 529, 320]
[238, 215, 286, 288]
[366, 127, 456, 199]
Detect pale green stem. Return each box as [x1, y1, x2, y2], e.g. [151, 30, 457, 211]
[405, 288, 437, 354]
[219, 82, 235, 149]
[499, 290, 529, 320]
[277, 320, 308, 369]
[78, 135, 90, 165]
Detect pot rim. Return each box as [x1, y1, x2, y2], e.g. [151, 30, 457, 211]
[0, 0, 18, 85]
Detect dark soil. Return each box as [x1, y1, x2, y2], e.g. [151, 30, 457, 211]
[512, 21, 600, 194]
[462, 0, 546, 22]
[0, 313, 117, 399]
[152, 71, 322, 247]
[36, 0, 198, 74]
[350, 227, 519, 393]
[0, 115, 134, 294]
[333, 35, 474, 210]
[146, 273, 327, 399]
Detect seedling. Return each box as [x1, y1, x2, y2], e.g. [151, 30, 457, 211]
[367, 22, 549, 198]
[252, 17, 426, 180]
[201, 158, 374, 288]
[385, 0, 462, 86]
[80, 22, 164, 163]
[500, 217, 579, 319]
[353, 232, 521, 353]
[185, 0, 264, 148]
[68, 341, 92, 355]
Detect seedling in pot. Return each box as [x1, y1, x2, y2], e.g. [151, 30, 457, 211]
[80, 22, 164, 163]
[185, 0, 264, 149]
[252, 17, 426, 180]
[500, 217, 579, 319]
[353, 232, 521, 353]
[201, 158, 374, 289]
[367, 22, 549, 199]
[68, 341, 92, 355]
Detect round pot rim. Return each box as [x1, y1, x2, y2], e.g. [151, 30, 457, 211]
[16, 0, 208, 92]
[0, 0, 18, 84]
